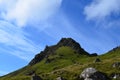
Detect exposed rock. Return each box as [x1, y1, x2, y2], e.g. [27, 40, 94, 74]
[56, 77, 65, 80]
[90, 53, 98, 56]
[31, 74, 42, 80]
[113, 74, 120, 79]
[80, 67, 109, 80]
[108, 46, 120, 53]
[80, 67, 96, 78]
[29, 38, 89, 65]
[84, 77, 94, 80]
[112, 62, 120, 68]
[94, 58, 101, 63]
[29, 46, 56, 65]
[110, 73, 120, 79]
[57, 38, 89, 55]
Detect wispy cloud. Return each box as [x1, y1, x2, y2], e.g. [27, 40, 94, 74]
[43, 13, 85, 40]
[0, 0, 62, 74]
[0, 0, 62, 61]
[0, 21, 41, 61]
[0, 0, 62, 27]
[84, 0, 120, 20]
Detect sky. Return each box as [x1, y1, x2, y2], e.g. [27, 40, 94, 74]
[0, 0, 120, 76]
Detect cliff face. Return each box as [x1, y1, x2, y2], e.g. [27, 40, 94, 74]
[29, 38, 89, 65]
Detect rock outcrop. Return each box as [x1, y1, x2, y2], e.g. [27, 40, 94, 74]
[29, 38, 89, 65]
[110, 73, 120, 79]
[56, 77, 65, 80]
[94, 58, 101, 63]
[108, 46, 120, 53]
[112, 62, 120, 68]
[90, 53, 98, 56]
[56, 38, 89, 55]
[31, 74, 42, 80]
[80, 67, 109, 80]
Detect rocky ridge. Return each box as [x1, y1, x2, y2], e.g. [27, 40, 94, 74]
[29, 38, 89, 65]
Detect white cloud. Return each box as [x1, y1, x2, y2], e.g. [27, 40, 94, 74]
[0, 21, 41, 61]
[0, 0, 62, 27]
[84, 0, 120, 20]
[0, 0, 62, 60]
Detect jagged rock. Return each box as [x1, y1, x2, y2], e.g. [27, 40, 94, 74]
[29, 38, 89, 65]
[94, 58, 101, 63]
[112, 62, 120, 68]
[84, 77, 94, 80]
[110, 73, 120, 79]
[56, 77, 65, 80]
[80, 67, 109, 80]
[90, 53, 98, 56]
[108, 46, 120, 53]
[113, 74, 120, 79]
[80, 67, 96, 78]
[57, 38, 89, 55]
[31, 74, 42, 80]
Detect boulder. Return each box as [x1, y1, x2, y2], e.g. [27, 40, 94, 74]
[56, 77, 65, 80]
[31, 74, 42, 80]
[94, 58, 101, 63]
[113, 74, 120, 79]
[110, 73, 120, 79]
[90, 53, 98, 56]
[112, 62, 120, 68]
[80, 67, 109, 80]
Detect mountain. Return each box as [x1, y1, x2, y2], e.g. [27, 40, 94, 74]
[29, 38, 89, 65]
[0, 38, 120, 80]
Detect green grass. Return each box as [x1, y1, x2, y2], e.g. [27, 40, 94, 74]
[0, 46, 120, 80]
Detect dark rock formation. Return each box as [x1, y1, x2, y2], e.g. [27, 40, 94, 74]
[29, 45, 56, 65]
[31, 74, 42, 80]
[80, 67, 109, 80]
[56, 77, 65, 80]
[56, 38, 89, 55]
[90, 53, 98, 56]
[112, 62, 120, 68]
[94, 58, 101, 63]
[29, 38, 89, 65]
[110, 73, 120, 79]
[108, 46, 120, 53]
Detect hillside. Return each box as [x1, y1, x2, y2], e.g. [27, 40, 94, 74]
[0, 38, 120, 80]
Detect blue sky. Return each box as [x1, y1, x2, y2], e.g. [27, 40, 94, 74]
[0, 0, 120, 76]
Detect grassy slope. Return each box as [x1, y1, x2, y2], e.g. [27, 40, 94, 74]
[0, 46, 120, 80]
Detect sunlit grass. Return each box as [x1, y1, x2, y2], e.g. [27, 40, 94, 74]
[0, 46, 120, 80]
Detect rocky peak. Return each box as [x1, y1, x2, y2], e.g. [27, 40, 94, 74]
[29, 38, 89, 65]
[112, 46, 120, 51]
[108, 46, 120, 53]
[57, 38, 89, 55]
[57, 38, 80, 47]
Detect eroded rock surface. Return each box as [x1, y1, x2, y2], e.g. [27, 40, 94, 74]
[80, 67, 109, 80]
